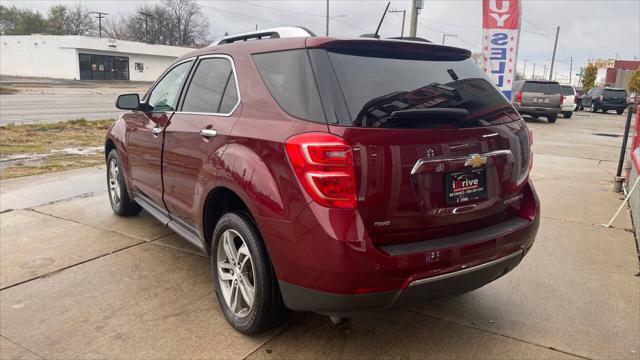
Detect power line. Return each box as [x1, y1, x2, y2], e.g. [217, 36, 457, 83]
[200, 4, 289, 27]
[233, 0, 325, 18]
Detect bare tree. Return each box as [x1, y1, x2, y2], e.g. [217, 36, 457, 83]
[45, 3, 95, 36]
[164, 0, 209, 46]
[103, 14, 130, 40]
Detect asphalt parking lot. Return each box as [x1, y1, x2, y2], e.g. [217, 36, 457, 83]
[1, 110, 639, 359]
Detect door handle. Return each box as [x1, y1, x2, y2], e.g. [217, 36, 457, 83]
[200, 128, 217, 138]
[151, 126, 163, 135]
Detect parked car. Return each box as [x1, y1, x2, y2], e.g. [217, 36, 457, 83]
[560, 85, 576, 118]
[575, 89, 584, 111]
[581, 87, 628, 114]
[106, 28, 540, 334]
[511, 80, 563, 123]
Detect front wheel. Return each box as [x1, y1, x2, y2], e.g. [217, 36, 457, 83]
[107, 150, 141, 216]
[211, 212, 289, 334]
[562, 111, 573, 119]
[547, 115, 557, 123]
[591, 104, 598, 113]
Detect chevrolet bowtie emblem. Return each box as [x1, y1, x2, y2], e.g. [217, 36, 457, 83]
[465, 154, 487, 168]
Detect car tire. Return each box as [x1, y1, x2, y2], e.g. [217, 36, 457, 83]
[617, 109, 624, 115]
[211, 212, 290, 334]
[547, 115, 557, 123]
[107, 150, 142, 216]
[591, 104, 598, 113]
[562, 111, 573, 119]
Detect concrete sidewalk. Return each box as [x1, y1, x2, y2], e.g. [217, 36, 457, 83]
[0, 111, 638, 359]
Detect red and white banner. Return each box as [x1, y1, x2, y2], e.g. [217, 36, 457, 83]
[482, 0, 521, 100]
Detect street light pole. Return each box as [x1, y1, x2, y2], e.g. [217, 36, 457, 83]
[388, 9, 406, 37]
[441, 33, 457, 45]
[326, 0, 329, 36]
[549, 26, 560, 81]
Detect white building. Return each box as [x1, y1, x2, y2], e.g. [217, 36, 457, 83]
[0, 35, 196, 82]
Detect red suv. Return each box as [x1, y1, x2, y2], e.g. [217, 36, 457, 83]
[107, 30, 540, 334]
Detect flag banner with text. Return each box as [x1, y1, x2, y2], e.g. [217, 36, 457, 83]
[482, 0, 521, 100]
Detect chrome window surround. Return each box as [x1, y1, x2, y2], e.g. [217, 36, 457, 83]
[175, 54, 241, 117]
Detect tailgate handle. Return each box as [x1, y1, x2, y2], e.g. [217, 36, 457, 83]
[411, 150, 514, 175]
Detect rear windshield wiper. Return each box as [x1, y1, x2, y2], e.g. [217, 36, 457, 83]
[390, 108, 469, 121]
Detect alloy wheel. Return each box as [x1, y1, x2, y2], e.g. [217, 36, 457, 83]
[108, 158, 121, 206]
[216, 229, 256, 318]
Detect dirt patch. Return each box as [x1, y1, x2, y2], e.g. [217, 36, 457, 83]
[0, 119, 113, 179]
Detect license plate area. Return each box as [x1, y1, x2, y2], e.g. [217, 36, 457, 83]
[533, 97, 548, 103]
[445, 169, 487, 205]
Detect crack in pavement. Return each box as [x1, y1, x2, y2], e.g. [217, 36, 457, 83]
[405, 309, 593, 360]
[1, 333, 47, 359]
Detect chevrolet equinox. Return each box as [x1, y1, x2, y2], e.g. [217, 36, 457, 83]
[107, 30, 540, 334]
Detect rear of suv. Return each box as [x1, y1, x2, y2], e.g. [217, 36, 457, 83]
[582, 87, 628, 114]
[560, 85, 576, 118]
[512, 80, 563, 123]
[107, 33, 540, 334]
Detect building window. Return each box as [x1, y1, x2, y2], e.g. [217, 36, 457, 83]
[78, 53, 129, 81]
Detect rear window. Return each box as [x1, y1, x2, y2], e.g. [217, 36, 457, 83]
[603, 89, 627, 98]
[560, 85, 575, 96]
[523, 82, 561, 95]
[325, 51, 517, 128]
[252, 50, 326, 123]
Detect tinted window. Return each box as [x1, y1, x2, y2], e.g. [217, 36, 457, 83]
[523, 82, 561, 95]
[603, 89, 627, 98]
[326, 52, 516, 128]
[253, 50, 326, 123]
[560, 85, 575, 96]
[148, 61, 192, 112]
[182, 57, 238, 114]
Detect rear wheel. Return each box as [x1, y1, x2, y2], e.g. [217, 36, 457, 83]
[616, 109, 624, 115]
[591, 104, 598, 113]
[107, 150, 141, 216]
[211, 212, 289, 334]
[562, 111, 573, 119]
[547, 115, 557, 123]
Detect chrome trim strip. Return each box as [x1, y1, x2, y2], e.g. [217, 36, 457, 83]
[410, 149, 513, 175]
[174, 54, 241, 117]
[408, 250, 523, 287]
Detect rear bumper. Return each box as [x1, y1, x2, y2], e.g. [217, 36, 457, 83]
[561, 104, 575, 112]
[280, 249, 525, 317]
[513, 104, 561, 116]
[599, 103, 627, 110]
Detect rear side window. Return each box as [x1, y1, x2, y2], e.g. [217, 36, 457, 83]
[560, 85, 575, 96]
[252, 50, 326, 123]
[523, 82, 561, 95]
[182, 57, 239, 114]
[603, 89, 627, 98]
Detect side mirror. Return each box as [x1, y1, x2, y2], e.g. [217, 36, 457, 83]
[116, 94, 140, 110]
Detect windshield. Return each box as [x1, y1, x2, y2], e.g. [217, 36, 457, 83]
[561, 85, 575, 96]
[523, 82, 561, 95]
[326, 53, 518, 128]
[603, 89, 627, 98]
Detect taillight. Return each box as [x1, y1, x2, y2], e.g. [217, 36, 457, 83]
[516, 91, 523, 103]
[285, 133, 356, 209]
[560, 94, 564, 105]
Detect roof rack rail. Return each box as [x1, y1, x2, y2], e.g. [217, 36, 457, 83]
[210, 26, 316, 46]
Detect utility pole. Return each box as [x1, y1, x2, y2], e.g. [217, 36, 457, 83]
[409, 0, 419, 37]
[549, 26, 560, 80]
[532, 63, 536, 79]
[92, 12, 108, 38]
[325, 0, 329, 36]
[522, 59, 528, 79]
[441, 33, 457, 45]
[569, 57, 573, 85]
[139, 12, 153, 44]
[388, 9, 406, 37]
[543, 64, 547, 79]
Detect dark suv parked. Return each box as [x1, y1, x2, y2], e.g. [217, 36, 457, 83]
[511, 80, 563, 123]
[107, 30, 540, 334]
[581, 87, 628, 114]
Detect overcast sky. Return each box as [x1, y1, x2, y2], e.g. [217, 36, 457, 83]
[5, 0, 640, 83]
